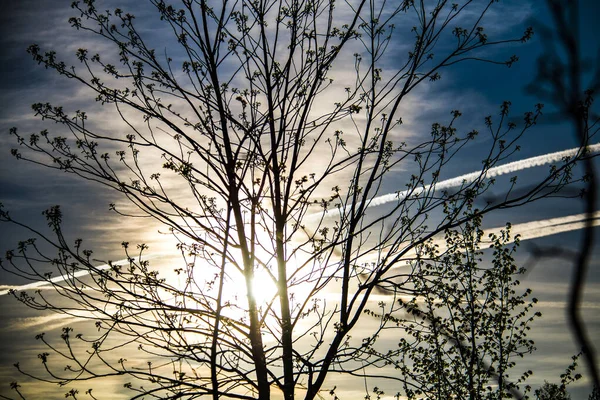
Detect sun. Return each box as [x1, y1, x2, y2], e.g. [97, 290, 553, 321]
[250, 267, 279, 306]
[222, 264, 279, 309]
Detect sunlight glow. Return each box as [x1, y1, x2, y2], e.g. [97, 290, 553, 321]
[224, 265, 279, 308]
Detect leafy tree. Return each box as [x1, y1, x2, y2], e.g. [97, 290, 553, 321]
[0, 0, 596, 399]
[534, 352, 583, 400]
[391, 212, 539, 400]
[535, 382, 570, 400]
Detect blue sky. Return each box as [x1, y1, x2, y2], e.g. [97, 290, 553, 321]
[0, 1, 599, 399]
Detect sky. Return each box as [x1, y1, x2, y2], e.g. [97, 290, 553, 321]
[0, 0, 599, 399]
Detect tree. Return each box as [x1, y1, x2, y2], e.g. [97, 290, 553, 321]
[390, 216, 539, 400]
[0, 0, 596, 399]
[535, 382, 570, 400]
[526, 0, 600, 389]
[533, 351, 583, 400]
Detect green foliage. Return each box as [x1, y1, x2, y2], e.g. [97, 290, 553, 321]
[534, 352, 584, 400]
[397, 210, 539, 399]
[535, 382, 570, 400]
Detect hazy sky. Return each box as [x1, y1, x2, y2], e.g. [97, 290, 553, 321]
[0, 1, 599, 399]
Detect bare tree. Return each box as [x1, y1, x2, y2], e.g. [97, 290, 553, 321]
[0, 0, 596, 399]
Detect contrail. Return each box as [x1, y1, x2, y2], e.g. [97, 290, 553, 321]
[434, 211, 600, 251]
[2, 212, 598, 296]
[368, 143, 600, 208]
[0, 260, 118, 297]
[483, 211, 600, 243]
[0, 253, 168, 296]
[357, 211, 600, 264]
[308, 143, 600, 218]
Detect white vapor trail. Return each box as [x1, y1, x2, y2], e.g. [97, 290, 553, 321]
[0, 253, 168, 297]
[357, 211, 600, 264]
[367, 143, 600, 208]
[0, 261, 118, 297]
[483, 211, 600, 243]
[3, 212, 596, 332]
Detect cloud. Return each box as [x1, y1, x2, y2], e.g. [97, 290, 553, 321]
[1, 313, 83, 332]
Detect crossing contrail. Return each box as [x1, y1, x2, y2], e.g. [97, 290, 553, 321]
[425, 211, 600, 256]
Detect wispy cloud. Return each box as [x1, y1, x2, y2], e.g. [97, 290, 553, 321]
[1, 313, 83, 332]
